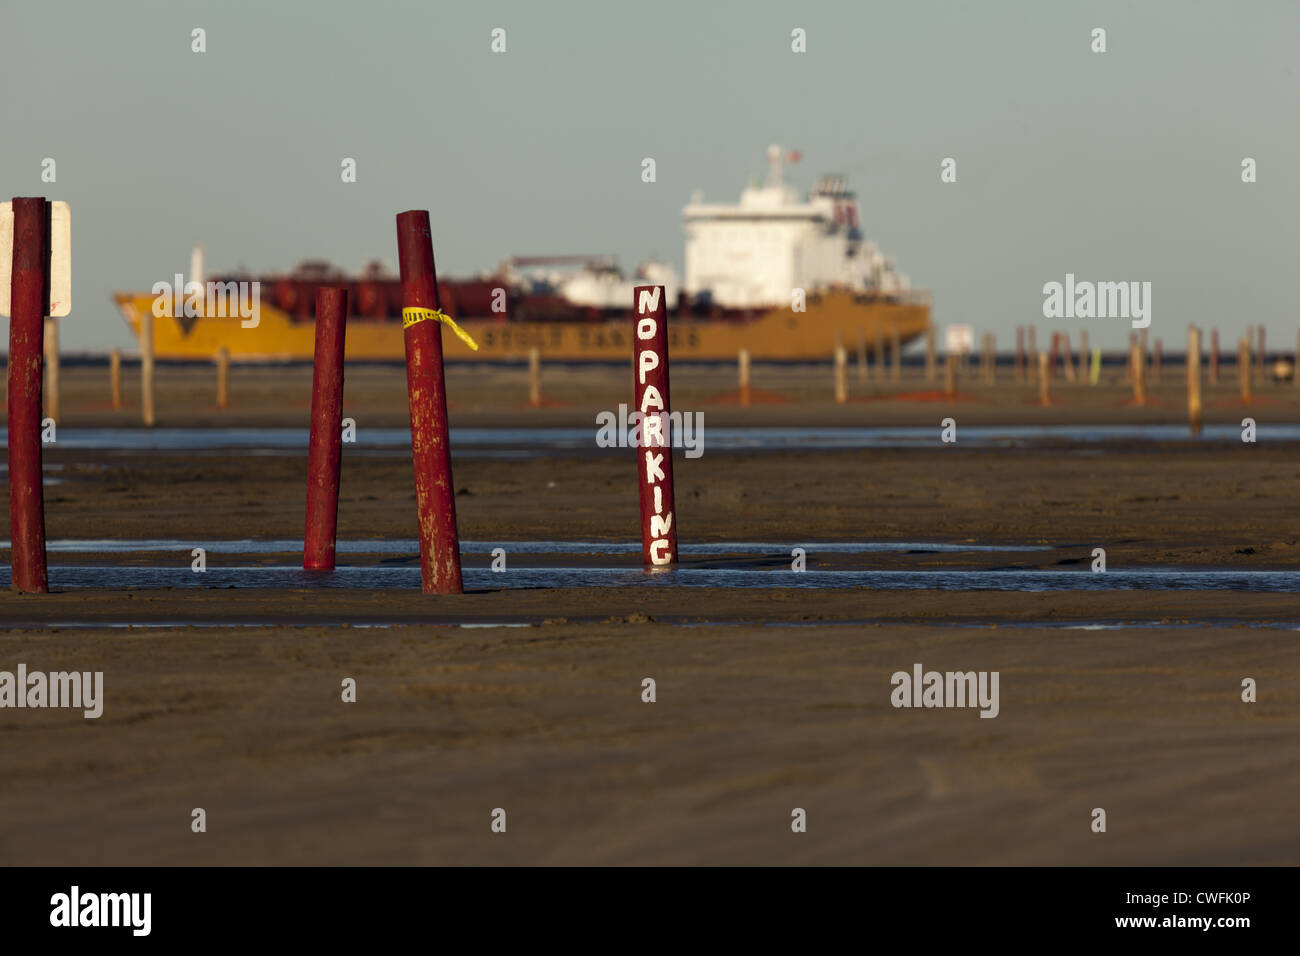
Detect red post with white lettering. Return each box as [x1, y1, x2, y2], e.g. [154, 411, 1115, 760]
[395, 211, 463, 593]
[633, 285, 678, 566]
[7, 198, 50, 593]
[303, 287, 348, 570]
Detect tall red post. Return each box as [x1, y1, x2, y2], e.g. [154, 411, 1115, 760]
[395, 211, 463, 594]
[303, 287, 348, 570]
[633, 285, 677, 566]
[7, 198, 50, 593]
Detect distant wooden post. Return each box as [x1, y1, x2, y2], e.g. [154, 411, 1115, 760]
[738, 348, 751, 406]
[1090, 347, 1101, 385]
[1187, 326, 1202, 434]
[109, 348, 122, 409]
[43, 319, 59, 423]
[1015, 326, 1025, 383]
[855, 328, 868, 384]
[890, 325, 901, 384]
[1027, 327, 1038, 384]
[982, 333, 995, 385]
[216, 347, 230, 410]
[834, 346, 848, 403]
[1210, 329, 1220, 385]
[140, 309, 156, 427]
[1131, 340, 1146, 405]
[1061, 332, 1077, 382]
[528, 347, 541, 407]
[1239, 337, 1251, 402]
[1244, 326, 1253, 387]
[1038, 352, 1050, 406]
[925, 325, 936, 383]
[1257, 326, 1267, 385]
[1152, 339, 1162, 384]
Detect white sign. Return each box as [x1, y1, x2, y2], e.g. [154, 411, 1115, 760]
[944, 323, 974, 355]
[0, 201, 71, 317]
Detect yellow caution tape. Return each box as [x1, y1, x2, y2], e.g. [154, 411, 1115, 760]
[401, 307, 480, 351]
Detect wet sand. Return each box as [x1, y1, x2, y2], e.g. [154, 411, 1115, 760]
[2, 361, 1298, 864]
[18, 440, 1300, 575]
[1, 620, 1295, 865]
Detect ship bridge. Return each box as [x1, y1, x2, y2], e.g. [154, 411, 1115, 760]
[682, 145, 909, 309]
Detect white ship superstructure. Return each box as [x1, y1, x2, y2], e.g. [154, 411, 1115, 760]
[682, 145, 911, 309]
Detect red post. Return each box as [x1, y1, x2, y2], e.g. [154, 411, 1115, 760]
[303, 287, 348, 570]
[633, 285, 677, 566]
[395, 211, 463, 594]
[7, 198, 50, 593]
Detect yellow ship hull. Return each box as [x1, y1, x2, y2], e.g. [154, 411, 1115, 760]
[113, 292, 930, 362]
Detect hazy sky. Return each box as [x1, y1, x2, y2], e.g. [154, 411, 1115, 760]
[2, 0, 1297, 352]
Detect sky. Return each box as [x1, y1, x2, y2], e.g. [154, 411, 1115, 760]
[2, 0, 1297, 353]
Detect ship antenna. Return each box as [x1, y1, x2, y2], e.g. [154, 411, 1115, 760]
[766, 144, 784, 188]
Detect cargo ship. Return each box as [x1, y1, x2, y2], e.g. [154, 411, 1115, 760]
[113, 147, 931, 361]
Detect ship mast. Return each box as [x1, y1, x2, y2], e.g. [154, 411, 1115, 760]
[765, 144, 785, 188]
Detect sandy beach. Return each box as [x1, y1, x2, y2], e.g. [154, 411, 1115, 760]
[2, 619, 1296, 866]
[1, 361, 1297, 864]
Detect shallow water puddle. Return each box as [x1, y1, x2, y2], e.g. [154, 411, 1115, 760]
[1, 539, 1050, 556]
[1, 565, 1297, 591]
[10, 423, 1300, 454]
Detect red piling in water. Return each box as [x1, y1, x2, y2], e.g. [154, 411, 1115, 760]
[395, 211, 463, 594]
[633, 285, 677, 566]
[6, 198, 50, 593]
[303, 287, 348, 570]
